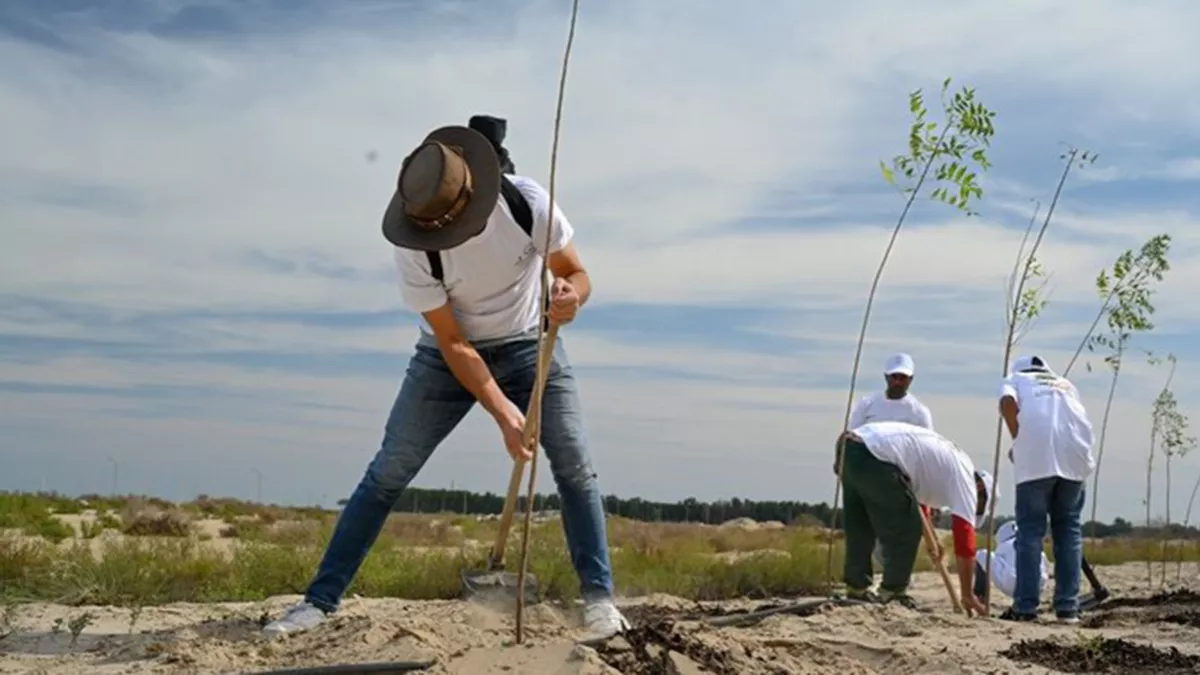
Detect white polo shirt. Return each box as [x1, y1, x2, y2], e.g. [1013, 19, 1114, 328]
[851, 421, 979, 528]
[393, 175, 572, 344]
[999, 369, 1095, 485]
[849, 391, 934, 430]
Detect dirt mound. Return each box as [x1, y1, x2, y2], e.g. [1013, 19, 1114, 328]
[1000, 637, 1200, 673]
[1099, 588, 1200, 610]
[1083, 588, 1200, 630]
[593, 619, 742, 675]
[5, 564, 1200, 674]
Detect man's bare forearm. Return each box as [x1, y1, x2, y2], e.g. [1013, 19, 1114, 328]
[956, 554, 976, 599]
[564, 270, 591, 306]
[438, 338, 515, 421]
[1000, 396, 1020, 438]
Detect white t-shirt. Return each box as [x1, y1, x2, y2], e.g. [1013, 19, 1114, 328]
[849, 391, 934, 430]
[852, 421, 979, 527]
[393, 175, 573, 344]
[974, 522, 1050, 598]
[999, 370, 1095, 485]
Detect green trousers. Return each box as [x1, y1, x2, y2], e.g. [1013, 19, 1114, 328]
[840, 438, 923, 593]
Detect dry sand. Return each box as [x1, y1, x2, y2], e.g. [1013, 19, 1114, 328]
[3, 561, 1200, 674]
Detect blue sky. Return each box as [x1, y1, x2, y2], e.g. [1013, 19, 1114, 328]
[3, 0, 1200, 522]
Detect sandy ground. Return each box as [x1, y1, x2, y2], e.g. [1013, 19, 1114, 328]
[4, 561, 1200, 674]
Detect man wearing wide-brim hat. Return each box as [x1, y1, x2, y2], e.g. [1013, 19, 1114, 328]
[264, 118, 629, 640]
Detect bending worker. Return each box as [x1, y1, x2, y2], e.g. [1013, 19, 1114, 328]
[974, 520, 1050, 601]
[837, 420, 995, 615]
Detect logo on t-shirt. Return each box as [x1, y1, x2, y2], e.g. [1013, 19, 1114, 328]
[516, 241, 538, 268]
[1029, 373, 1072, 398]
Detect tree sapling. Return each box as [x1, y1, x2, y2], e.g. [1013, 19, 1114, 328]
[1145, 353, 1176, 586]
[1179, 466, 1200, 581]
[1080, 236, 1173, 550]
[1150, 357, 1195, 585]
[981, 147, 1095, 609]
[826, 77, 997, 592]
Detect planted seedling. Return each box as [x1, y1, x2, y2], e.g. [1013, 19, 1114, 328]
[1148, 355, 1196, 585]
[128, 602, 145, 634]
[1079, 236, 1173, 551]
[1145, 353, 1176, 586]
[826, 77, 997, 589]
[1062, 234, 1172, 378]
[0, 602, 17, 642]
[67, 611, 94, 650]
[513, 0, 582, 646]
[980, 146, 1095, 609]
[1179, 467, 1200, 582]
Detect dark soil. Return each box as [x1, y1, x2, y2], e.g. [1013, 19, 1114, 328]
[593, 600, 848, 674]
[1083, 589, 1200, 629]
[1000, 637, 1200, 673]
[1098, 589, 1200, 610]
[621, 601, 782, 625]
[592, 618, 746, 675]
[622, 598, 843, 626]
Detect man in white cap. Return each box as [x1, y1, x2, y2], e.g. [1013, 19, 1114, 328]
[998, 354, 1095, 624]
[836, 420, 995, 615]
[848, 353, 935, 568]
[849, 353, 934, 430]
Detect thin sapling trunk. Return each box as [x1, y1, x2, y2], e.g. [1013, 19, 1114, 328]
[513, 0, 581, 645]
[981, 148, 1091, 609]
[1080, 236, 1173, 555]
[1146, 354, 1175, 587]
[1180, 472, 1200, 581]
[826, 79, 997, 591]
[1147, 355, 1194, 587]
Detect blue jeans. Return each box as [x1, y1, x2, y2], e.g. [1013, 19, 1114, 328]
[1013, 476, 1085, 616]
[304, 337, 615, 612]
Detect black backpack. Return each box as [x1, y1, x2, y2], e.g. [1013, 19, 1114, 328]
[424, 176, 533, 282]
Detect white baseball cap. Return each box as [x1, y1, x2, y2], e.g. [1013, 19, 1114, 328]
[975, 470, 997, 529]
[1011, 354, 1055, 376]
[884, 353, 915, 377]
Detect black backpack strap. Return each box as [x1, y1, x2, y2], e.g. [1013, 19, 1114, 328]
[426, 250, 444, 282]
[501, 177, 550, 330]
[500, 176, 534, 235]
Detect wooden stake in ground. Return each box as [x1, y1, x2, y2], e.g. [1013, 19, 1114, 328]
[513, 0, 583, 646]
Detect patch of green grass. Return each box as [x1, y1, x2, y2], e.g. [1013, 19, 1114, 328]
[5, 498, 1200, 609]
[0, 493, 76, 543]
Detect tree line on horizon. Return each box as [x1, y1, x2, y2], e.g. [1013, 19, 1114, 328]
[353, 486, 1185, 540]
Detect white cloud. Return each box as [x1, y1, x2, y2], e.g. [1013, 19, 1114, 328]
[3, 0, 1200, 521]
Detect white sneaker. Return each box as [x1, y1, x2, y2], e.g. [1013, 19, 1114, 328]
[262, 601, 327, 637]
[581, 598, 631, 640]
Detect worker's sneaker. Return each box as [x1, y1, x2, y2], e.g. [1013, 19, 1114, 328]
[262, 601, 327, 637]
[1056, 611, 1080, 625]
[999, 607, 1037, 622]
[878, 589, 920, 611]
[845, 588, 881, 603]
[581, 598, 631, 640]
